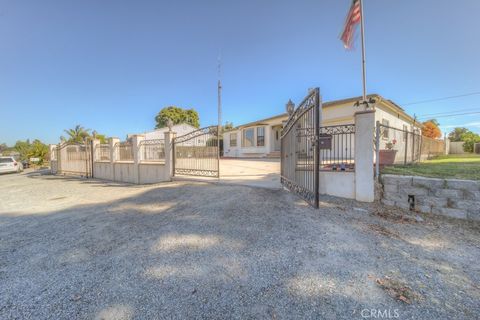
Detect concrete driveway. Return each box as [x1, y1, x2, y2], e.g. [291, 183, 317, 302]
[219, 158, 280, 189]
[1, 172, 479, 319]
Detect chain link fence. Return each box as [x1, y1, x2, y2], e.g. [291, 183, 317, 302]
[375, 123, 446, 175]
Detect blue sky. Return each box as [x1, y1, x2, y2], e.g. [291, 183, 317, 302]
[0, 0, 479, 145]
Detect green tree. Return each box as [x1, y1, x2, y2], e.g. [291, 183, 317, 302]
[14, 140, 31, 160]
[448, 127, 469, 142]
[223, 121, 234, 131]
[27, 140, 49, 165]
[63, 125, 91, 143]
[155, 106, 200, 129]
[460, 131, 480, 153]
[91, 131, 108, 144]
[95, 134, 107, 144]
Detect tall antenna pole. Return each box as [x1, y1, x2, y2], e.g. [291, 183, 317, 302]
[359, 0, 367, 103]
[218, 56, 222, 132]
[217, 55, 222, 177]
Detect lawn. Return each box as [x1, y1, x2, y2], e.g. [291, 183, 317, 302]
[381, 154, 480, 180]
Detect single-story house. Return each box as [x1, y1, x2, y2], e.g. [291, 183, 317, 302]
[128, 123, 197, 141]
[223, 94, 421, 158]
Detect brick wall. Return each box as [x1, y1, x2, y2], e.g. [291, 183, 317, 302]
[380, 174, 480, 221]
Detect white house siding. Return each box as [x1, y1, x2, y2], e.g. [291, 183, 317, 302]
[223, 117, 283, 158]
[128, 124, 197, 141]
[223, 98, 418, 158]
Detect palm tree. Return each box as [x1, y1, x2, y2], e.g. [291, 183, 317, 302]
[64, 125, 91, 143]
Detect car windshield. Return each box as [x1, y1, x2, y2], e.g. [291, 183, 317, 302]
[0, 158, 14, 163]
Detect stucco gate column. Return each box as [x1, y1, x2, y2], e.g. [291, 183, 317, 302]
[109, 137, 120, 181]
[132, 134, 145, 184]
[164, 131, 176, 181]
[90, 139, 100, 178]
[49, 144, 57, 174]
[354, 110, 375, 202]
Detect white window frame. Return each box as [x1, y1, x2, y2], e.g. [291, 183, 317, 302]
[242, 128, 255, 147]
[382, 119, 390, 140]
[230, 133, 237, 147]
[256, 127, 265, 147]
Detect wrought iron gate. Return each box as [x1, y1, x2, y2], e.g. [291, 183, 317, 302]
[173, 126, 220, 177]
[280, 88, 321, 208]
[56, 141, 93, 177]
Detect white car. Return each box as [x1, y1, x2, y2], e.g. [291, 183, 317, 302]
[0, 156, 24, 174]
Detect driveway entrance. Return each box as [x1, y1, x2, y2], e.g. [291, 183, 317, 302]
[173, 157, 280, 189]
[219, 158, 280, 189]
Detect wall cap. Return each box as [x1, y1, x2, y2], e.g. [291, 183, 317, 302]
[354, 110, 376, 116]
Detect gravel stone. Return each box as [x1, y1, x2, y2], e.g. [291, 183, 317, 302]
[1, 172, 479, 319]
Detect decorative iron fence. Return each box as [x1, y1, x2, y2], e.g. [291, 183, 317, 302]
[115, 142, 133, 161]
[281, 88, 320, 208]
[173, 126, 219, 177]
[95, 144, 111, 161]
[65, 145, 87, 161]
[139, 139, 165, 162]
[319, 124, 355, 171]
[55, 142, 92, 177]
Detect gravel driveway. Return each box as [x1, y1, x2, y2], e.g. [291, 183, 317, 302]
[0, 172, 479, 319]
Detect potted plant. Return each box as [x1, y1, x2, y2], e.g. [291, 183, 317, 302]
[379, 139, 398, 165]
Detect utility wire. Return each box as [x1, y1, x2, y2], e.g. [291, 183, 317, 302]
[417, 111, 480, 120]
[402, 91, 480, 106]
[418, 108, 480, 117]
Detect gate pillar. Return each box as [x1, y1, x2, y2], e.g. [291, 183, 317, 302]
[91, 139, 101, 178]
[354, 110, 375, 202]
[109, 137, 120, 181]
[49, 144, 58, 174]
[131, 135, 145, 184]
[164, 131, 176, 181]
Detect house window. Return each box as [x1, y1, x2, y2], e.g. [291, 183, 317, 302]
[230, 133, 237, 147]
[257, 127, 265, 147]
[403, 124, 408, 141]
[242, 128, 254, 147]
[382, 119, 390, 139]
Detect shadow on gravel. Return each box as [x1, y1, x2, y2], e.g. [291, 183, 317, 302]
[1, 177, 479, 319]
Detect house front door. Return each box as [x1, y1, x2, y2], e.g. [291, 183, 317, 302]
[273, 126, 282, 151]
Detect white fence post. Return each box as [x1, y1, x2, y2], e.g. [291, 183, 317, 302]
[354, 110, 375, 202]
[91, 139, 100, 178]
[49, 144, 57, 174]
[164, 131, 176, 181]
[109, 137, 119, 180]
[132, 134, 145, 184]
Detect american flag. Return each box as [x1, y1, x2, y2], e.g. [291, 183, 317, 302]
[340, 0, 362, 49]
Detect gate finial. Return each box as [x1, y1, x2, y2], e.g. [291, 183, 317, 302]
[286, 99, 295, 116]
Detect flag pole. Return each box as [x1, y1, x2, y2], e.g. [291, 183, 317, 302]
[359, 0, 367, 103]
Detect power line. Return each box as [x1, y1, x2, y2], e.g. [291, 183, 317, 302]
[417, 111, 480, 120]
[402, 91, 480, 106]
[418, 108, 480, 117]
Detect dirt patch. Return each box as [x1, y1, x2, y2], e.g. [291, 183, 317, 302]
[367, 223, 402, 239]
[376, 276, 422, 304]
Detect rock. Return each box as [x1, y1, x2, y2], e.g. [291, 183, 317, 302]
[415, 215, 424, 222]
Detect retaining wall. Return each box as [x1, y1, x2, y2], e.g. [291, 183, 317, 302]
[381, 174, 480, 221]
[91, 161, 168, 184]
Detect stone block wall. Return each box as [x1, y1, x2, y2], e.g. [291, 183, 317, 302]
[380, 174, 480, 221]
